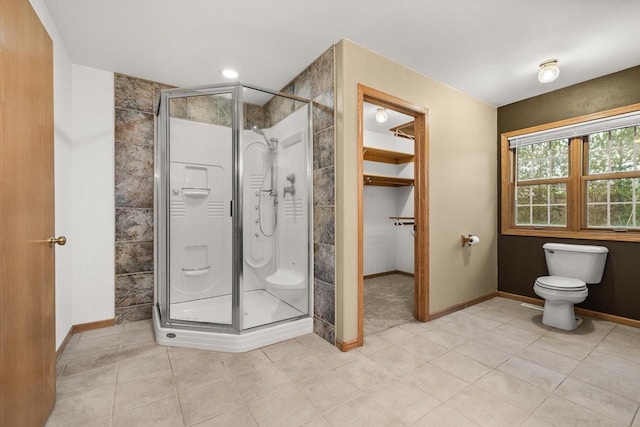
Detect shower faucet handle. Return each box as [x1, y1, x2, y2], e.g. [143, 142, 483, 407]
[286, 173, 295, 183]
[283, 185, 295, 198]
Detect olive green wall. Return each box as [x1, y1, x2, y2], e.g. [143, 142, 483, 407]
[498, 66, 640, 320]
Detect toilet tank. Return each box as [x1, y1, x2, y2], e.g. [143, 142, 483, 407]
[543, 243, 609, 284]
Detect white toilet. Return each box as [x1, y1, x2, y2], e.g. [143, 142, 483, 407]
[533, 243, 608, 331]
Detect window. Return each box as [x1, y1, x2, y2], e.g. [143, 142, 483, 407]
[585, 127, 640, 229]
[501, 104, 640, 242]
[515, 139, 569, 227]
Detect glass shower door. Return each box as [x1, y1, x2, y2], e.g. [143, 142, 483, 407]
[165, 90, 235, 327]
[240, 88, 311, 330]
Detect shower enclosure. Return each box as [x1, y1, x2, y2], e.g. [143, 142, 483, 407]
[153, 83, 313, 352]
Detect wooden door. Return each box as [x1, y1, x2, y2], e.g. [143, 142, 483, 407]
[0, 0, 56, 425]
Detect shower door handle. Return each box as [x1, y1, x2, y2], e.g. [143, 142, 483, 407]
[230, 200, 233, 217]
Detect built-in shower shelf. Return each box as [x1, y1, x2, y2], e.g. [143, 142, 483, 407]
[182, 187, 211, 198]
[182, 266, 211, 277]
[363, 174, 414, 187]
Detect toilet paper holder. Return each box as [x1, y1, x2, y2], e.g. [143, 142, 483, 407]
[461, 234, 480, 247]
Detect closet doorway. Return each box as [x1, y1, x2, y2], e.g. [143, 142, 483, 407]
[357, 85, 428, 346]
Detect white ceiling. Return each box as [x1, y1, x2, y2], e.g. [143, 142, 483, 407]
[363, 102, 414, 135]
[46, 0, 640, 107]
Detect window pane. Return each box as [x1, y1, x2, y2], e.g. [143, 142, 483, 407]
[610, 126, 634, 148]
[532, 159, 549, 179]
[586, 178, 639, 229]
[531, 184, 548, 204]
[516, 186, 530, 205]
[516, 139, 568, 182]
[588, 126, 639, 174]
[515, 183, 566, 227]
[610, 204, 633, 227]
[517, 160, 532, 181]
[550, 206, 566, 225]
[588, 146, 608, 174]
[516, 207, 530, 224]
[587, 204, 608, 227]
[549, 183, 566, 204]
[610, 178, 633, 202]
[550, 157, 568, 177]
[532, 206, 548, 225]
[586, 180, 607, 203]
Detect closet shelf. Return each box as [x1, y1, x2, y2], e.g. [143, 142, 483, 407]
[363, 146, 414, 164]
[389, 121, 415, 140]
[363, 174, 414, 187]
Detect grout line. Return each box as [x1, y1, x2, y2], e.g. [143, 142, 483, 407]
[166, 354, 187, 427]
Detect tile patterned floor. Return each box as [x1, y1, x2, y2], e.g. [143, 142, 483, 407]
[47, 297, 640, 427]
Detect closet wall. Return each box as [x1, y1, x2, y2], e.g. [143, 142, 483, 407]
[363, 129, 414, 276]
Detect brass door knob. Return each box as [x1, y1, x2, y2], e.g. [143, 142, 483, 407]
[49, 236, 67, 247]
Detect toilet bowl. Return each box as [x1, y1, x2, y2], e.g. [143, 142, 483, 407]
[533, 243, 608, 331]
[533, 276, 587, 330]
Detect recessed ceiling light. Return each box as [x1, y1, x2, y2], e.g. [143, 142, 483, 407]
[221, 69, 239, 79]
[538, 59, 559, 83]
[375, 108, 388, 123]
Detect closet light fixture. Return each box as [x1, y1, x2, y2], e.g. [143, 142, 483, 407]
[538, 59, 559, 83]
[375, 108, 388, 123]
[221, 68, 239, 79]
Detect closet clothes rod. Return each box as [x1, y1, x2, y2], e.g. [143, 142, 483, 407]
[389, 216, 416, 236]
[389, 216, 415, 227]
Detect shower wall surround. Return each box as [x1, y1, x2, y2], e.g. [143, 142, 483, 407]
[283, 48, 336, 344]
[113, 47, 336, 344]
[114, 74, 169, 323]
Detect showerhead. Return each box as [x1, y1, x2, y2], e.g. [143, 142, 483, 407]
[252, 126, 278, 149]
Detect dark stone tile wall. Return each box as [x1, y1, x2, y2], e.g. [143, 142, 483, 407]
[280, 47, 336, 345]
[114, 74, 166, 323]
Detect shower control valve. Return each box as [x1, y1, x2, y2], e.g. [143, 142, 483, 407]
[283, 185, 295, 198]
[286, 173, 295, 183]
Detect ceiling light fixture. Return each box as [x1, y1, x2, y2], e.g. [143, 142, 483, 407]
[221, 69, 239, 79]
[375, 108, 388, 123]
[538, 59, 559, 83]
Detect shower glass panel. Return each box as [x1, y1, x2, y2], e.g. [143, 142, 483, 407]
[155, 83, 312, 343]
[241, 87, 310, 329]
[166, 90, 235, 327]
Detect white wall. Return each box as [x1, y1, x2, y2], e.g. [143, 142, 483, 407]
[71, 65, 115, 325]
[363, 186, 397, 274]
[362, 130, 414, 276]
[29, 0, 74, 349]
[395, 187, 414, 274]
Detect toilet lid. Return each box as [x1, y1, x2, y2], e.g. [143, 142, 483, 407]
[535, 276, 586, 291]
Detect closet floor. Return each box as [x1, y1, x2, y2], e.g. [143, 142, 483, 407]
[364, 273, 414, 336]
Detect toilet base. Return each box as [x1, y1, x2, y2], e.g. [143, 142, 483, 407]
[541, 300, 579, 331]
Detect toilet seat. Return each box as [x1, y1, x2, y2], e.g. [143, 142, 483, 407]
[535, 275, 586, 292]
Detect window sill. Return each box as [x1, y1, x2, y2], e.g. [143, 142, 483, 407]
[501, 227, 640, 242]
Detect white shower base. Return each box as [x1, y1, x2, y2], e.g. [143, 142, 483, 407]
[153, 290, 312, 352]
[170, 289, 303, 328]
